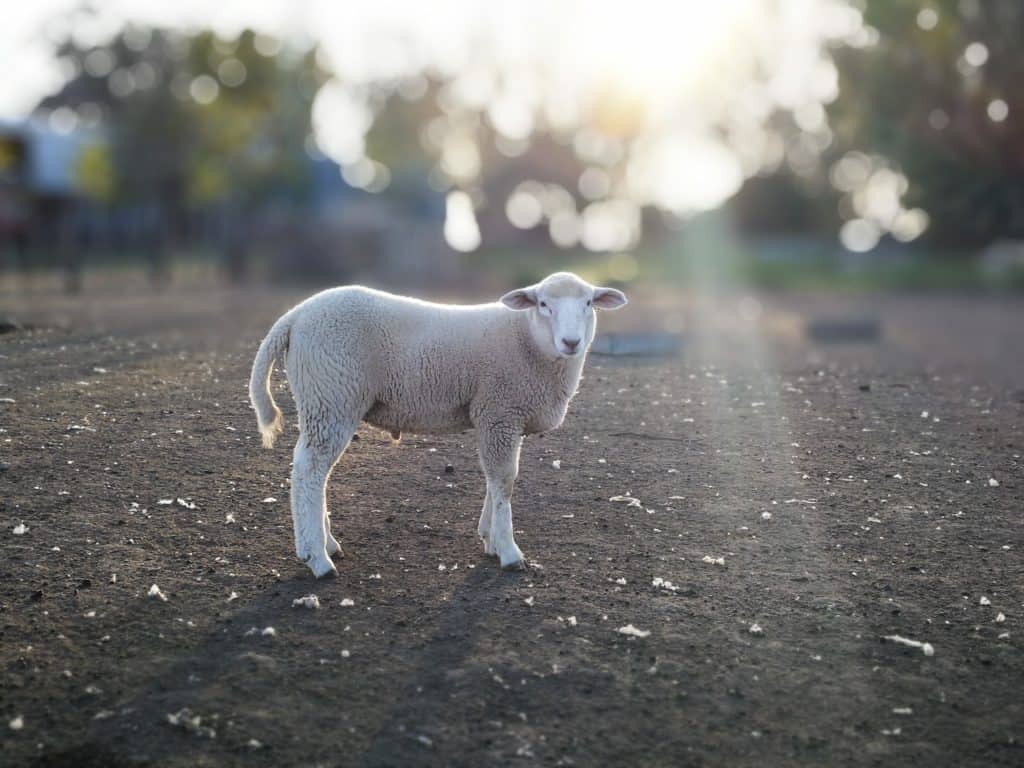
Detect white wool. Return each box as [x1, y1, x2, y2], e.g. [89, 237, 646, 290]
[249, 272, 626, 578]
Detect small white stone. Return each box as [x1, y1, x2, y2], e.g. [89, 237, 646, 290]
[652, 577, 678, 592]
[988, 478, 999, 487]
[980, 596, 991, 606]
[9, 715, 24, 731]
[292, 595, 320, 609]
[340, 598, 355, 607]
[617, 624, 651, 638]
[551, 459, 562, 469]
[884, 634, 934, 656]
[12, 523, 27, 535]
[748, 622, 764, 636]
[147, 584, 168, 602]
[995, 612, 1006, 623]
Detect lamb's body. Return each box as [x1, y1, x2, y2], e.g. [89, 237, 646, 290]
[287, 287, 581, 437]
[250, 274, 624, 578]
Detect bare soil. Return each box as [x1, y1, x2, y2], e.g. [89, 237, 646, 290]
[1, 286, 1021, 767]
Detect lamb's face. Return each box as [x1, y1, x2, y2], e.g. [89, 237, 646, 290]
[501, 272, 628, 359]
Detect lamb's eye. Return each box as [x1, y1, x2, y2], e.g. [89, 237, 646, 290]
[586, 300, 592, 307]
[540, 301, 547, 308]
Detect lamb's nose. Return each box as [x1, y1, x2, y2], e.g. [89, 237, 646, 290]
[562, 337, 580, 351]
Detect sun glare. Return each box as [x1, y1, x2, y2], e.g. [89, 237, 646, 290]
[575, 0, 754, 112]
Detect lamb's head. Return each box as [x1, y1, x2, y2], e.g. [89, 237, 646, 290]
[500, 272, 627, 359]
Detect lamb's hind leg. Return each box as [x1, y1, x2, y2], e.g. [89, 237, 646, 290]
[478, 486, 496, 556]
[325, 514, 342, 558]
[291, 417, 357, 579]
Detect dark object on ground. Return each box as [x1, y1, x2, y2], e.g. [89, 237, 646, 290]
[806, 317, 881, 343]
[591, 332, 683, 357]
[445, 463, 455, 474]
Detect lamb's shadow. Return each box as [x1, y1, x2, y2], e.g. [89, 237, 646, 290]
[64, 555, 523, 766]
[356, 562, 525, 767]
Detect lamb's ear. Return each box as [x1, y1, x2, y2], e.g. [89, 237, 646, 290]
[593, 287, 627, 310]
[500, 286, 538, 310]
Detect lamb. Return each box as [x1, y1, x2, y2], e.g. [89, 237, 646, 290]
[249, 271, 627, 578]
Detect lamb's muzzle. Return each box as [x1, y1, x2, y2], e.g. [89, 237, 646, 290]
[248, 271, 627, 578]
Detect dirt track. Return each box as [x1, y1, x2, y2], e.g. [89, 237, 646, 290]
[1, 286, 1022, 767]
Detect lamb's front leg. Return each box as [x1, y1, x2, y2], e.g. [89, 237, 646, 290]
[479, 426, 525, 571]
[477, 486, 496, 556]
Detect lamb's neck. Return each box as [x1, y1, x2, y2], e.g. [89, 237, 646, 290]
[512, 315, 585, 398]
[557, 353, 586, 397]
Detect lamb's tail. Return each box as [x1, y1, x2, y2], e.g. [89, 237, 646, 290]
[249, 314, 291, 448]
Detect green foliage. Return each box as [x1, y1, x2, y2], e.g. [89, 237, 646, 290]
[44, 23, 326, 213]
[829, 1, 1024, 246]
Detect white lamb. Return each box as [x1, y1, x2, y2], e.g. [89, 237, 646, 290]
[249, 272, 627, 578]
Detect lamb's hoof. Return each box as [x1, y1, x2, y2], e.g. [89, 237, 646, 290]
[308, 558, 338, 579]
[327, 542, 344, 559]
[501, 558, 527, 572]
[481, 538, 498, 557]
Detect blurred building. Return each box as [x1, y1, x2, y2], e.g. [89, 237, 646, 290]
[0, 118, 97, 271]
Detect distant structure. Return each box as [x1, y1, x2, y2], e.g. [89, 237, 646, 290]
[1, 116, 457, 289]
[0, 118, 95, 284]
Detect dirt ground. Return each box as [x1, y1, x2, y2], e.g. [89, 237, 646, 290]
[1, 284, 1021, 767]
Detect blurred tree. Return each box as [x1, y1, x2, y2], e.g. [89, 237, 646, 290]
[40, 21, 326, 283]
[829, 0, 1024, 248]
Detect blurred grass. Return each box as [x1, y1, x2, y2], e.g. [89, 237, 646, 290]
[476, 244, 1024, 294]
[478, 211, 1024, 293]
[6, 239, 1024, 296]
